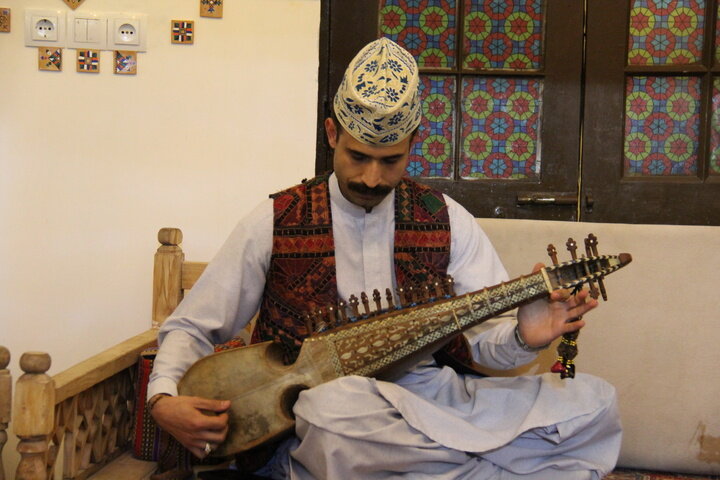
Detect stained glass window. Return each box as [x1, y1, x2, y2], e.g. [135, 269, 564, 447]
[624, 76, 699, 175]
[461, 77, 542, 179]
[463, 0, 544, 70]
[379, 0, 546, 180]
[627, 0, 705, 65]
[408, 76, 456, 177]
[380, 0, 458, 69]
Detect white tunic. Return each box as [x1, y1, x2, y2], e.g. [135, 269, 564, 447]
[149, 174, 621, 479]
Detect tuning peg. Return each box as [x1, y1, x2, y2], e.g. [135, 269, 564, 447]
[547, 244, 559, 265]
[348, 295, 360, 318]
[431, 276, 444, 298]
[444, 276, 456, 297]
[397, 286, 408, 307]
[372, 289, 382, 312]
[360, 292, 371, 315]
[422, 282, 432, 302]
[566, 238, 578, 260]
[312, 309, 328, 332]
[407, 285, 418, 305]
[568, 236, 599, 299]
[385, 288, 396, 309]
[337, 300, 349, 324]
[304, 312, 315, 336]
[325, 304, 338, 327]
[585, 234, 607, 300]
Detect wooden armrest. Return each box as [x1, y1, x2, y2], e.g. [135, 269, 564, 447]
[53, 329, 157, 404]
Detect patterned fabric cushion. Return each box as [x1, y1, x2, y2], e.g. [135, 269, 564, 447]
[132, 336, 246, 462]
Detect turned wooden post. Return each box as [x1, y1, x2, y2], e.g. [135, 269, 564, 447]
[14, 352, 54, 480]
[0, 346, 11, 480]
[152, 227, 185, 328]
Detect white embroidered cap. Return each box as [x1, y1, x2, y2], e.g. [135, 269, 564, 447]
[333, 37, 421, 146]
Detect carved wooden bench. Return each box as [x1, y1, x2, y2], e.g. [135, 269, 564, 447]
[9, 228, 206, 480]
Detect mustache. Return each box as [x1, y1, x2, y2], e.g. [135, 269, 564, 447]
[347, 181, 393, 197]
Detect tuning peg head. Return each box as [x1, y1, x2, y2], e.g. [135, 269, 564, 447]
[304, 313, 315, 336]
[397, 287, 407, 307]
[360, 291, 371, 315]
[547, 244, 559, 265]
[565, 238, 578, 260]
[587, 233, 599, 253]
[372, 289, 382, 312]
[385, 288, 396, 309]
[444, 276, 456, 297]
[348, 294, 360, 318]
[337, 300, 349, 324]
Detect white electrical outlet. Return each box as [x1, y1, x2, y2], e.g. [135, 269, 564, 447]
[108, 13, 147, 51]
[25, 9, 65, 47]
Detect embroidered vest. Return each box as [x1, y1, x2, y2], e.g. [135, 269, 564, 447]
[254, 174, 456, 364]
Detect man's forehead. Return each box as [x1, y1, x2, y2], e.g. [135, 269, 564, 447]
[342, 132, 411, 157]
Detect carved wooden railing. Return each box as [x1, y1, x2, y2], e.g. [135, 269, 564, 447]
[1, 346, 11, 480]
[13, 331, 157, 480]
[10, 228, 204, 480]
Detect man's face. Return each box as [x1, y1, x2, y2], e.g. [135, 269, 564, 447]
[325, 118, 412, 211]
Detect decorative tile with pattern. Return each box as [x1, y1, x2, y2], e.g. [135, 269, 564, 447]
[463, 0, 544, 70]
[460, 76, 543, 179]
[624, 75, 700, 176]
[627, 0, 705, 65]
[408, 75, 456, 178]
[380, 0, 457, 69]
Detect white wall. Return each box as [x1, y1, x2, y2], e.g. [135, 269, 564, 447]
[0, 0, 320, 475]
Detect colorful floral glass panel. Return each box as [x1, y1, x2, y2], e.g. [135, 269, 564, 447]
[463, 0, 544, 70]
[408, 75, 456, 178]
[624, 76, 699, 176]
[380, 0, 457, 69]
[460, 77, 542, 179]
[709, 78, 720, 174]
[627, 0, 705, 65]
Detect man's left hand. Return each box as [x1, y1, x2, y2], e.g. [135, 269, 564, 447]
[516, 263, 599, 349]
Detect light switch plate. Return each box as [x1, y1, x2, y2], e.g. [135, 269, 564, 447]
[67, 12, 107, 49]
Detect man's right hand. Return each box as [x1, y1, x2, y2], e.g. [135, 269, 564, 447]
[150, 395, 230, 459]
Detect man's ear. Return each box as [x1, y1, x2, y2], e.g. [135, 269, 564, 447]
[324, 117, 338, 149]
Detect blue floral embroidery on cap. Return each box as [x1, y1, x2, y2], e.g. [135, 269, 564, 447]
[389, 112, 404, 126]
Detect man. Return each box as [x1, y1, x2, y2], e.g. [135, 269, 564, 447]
[148, 38, 621, 479]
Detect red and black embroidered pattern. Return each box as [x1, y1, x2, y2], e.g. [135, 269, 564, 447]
[253, 175, 337, 362]
[255, 175, 469, 365]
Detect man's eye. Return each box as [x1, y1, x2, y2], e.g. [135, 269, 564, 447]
[351, 153, 368, 161]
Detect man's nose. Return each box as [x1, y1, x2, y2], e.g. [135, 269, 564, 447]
[361, 161, 382, 188]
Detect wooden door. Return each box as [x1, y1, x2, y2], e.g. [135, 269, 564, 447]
[582, 0, 720, 225]
[316, 0, 586, 221]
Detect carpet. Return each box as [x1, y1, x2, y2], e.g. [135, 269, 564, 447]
[607, 469, 720, 479]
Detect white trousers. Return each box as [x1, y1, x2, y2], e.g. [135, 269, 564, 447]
[261, 368, 622, 480]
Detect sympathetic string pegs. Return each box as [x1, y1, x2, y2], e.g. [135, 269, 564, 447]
[373, 289, 382, 312]
[397, 286, 408, 307]
[444, 276, 456, 297]
[348, 295, 360, 318]
[304, 312, 315, 336]
[325, 304, 337, 328]
[337, 300, 349, 324]
[360, 292, 371, 315]
[432, 276, 444, 298]
[385, 288, 396, 309]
